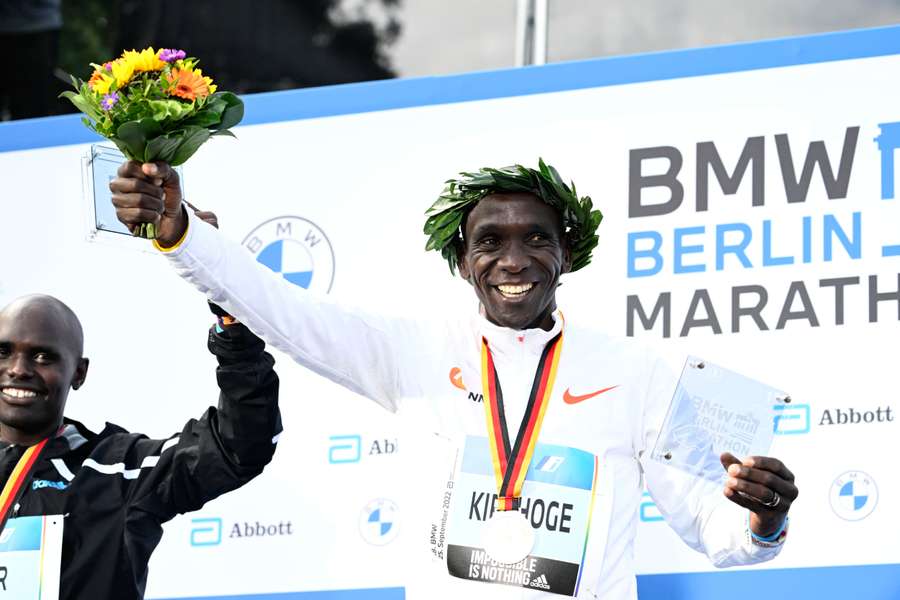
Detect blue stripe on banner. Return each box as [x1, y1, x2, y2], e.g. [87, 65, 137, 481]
[151, 588, 404, 600]
[4, 24, 900, 153]
[144, 564, 900, 600]
[636, 563, 900, 599]
[147, 564, 900, 600]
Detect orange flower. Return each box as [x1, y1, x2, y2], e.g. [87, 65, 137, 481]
[165, 68, 210, 101]
[88, 70, 104, 89]
[88, 68, 114, 95]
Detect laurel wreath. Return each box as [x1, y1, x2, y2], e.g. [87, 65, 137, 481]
[423, 159, 603, 273]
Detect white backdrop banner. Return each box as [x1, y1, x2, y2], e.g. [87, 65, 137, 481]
[1, 24, 899, 600]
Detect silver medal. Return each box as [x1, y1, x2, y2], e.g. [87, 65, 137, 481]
[482, 510, 535, 565]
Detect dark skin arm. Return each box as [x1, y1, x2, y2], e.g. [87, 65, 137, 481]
[109, 161, 190, 245]
[720, 452, 798, 537]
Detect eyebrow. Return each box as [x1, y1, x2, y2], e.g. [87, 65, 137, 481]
[0, 341, 61, 355]
[470, 220, 558, 235]
[31, 346, 61, 355]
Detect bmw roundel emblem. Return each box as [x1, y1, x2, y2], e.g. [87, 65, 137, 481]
[242, 216, 335, 293]
[359, 498, 400, 546]
[830, 470, 878, 521]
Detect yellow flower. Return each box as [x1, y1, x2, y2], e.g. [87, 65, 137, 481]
[198, 70, 217, 94]
[121, 47, 165, 73]
[89, 70, 115, 95]
[109, 58, 135, 88]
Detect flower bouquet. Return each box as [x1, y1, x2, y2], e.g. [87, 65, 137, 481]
[62, 47, 243, 238]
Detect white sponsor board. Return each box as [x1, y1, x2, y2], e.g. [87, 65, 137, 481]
[0, 25, 898, 600]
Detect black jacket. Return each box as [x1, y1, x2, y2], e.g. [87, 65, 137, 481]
[0, 323, 281, 599]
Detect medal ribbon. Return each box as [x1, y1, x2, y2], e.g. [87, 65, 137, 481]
[481, 332, 563, 511]
[0, 437, 52, 533]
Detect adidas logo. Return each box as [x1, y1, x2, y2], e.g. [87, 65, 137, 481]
[530, 574, 551, 590]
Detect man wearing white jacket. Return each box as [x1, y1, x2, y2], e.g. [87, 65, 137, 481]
[109, 159, 797, 599]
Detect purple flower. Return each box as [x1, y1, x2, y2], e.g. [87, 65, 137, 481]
[158, 48, 187, 63]
[101, 92, 120, 111]
[102, 62, 113, 71]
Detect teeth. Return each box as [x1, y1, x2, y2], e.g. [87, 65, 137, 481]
[1, 388, 37, 399]
[497, 283, 534, 297]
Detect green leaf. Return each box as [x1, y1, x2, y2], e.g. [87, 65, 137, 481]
[210, 129, 237, 138]
[422, 159, 603, 273]
[423, 207, 463, 234]
[114, 119, 162, 162]
[112, 131, 145, 161]
[148, 99, 193, 122]
[111, 138, 137, 161]
[60, 90, 102, 122]
[424, 194, 474, 217]
[204, 97, 227, 116]
[169, 127, 211, 166]
[144, 134, 183, 163]
[139, 118, 163, 136]
[181, 108, 224, 129]
[66, 74, 87, 92]
[211, 92, 244, 130]
[432, 215, 463, 241]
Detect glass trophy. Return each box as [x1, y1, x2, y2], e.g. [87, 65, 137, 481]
[651, 356, 790, 483]
[83, 144, 184, 237]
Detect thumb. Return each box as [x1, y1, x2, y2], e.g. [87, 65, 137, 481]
[720, 452, 741, 472]
[142, 162, 182, 218]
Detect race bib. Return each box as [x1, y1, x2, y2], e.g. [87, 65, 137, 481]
[0, 516, 63, 599]
[446, 436, 598, 596]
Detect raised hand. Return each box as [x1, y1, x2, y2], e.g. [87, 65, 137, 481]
[721, 452, 798, 537]
[109, 161, 188, 246]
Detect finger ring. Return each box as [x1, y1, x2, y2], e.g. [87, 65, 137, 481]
[761, 491, 781, 508]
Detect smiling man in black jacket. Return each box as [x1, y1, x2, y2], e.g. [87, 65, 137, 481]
[0, 294, 281, 599]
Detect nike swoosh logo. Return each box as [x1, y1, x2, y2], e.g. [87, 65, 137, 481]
[563, 385, 620, 405]
[449, 367, 466, 391]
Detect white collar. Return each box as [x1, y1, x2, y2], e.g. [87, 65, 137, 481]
[477, 309, 564, 357]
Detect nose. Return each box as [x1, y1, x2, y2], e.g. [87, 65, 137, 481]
[5, 353, 33, 380]
[497, 241, 531, 273]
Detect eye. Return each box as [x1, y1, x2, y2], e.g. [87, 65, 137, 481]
[33, 352, 57, 364]
[0, 345, 9, 358]
[528, 232, 551, 243]
[475, 236, 500, 248]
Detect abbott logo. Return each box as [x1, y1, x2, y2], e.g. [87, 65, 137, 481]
[329, 435, 362, 464]
[773, 404, 810, 435]
[191, 518, 223, 547]
[639, 492, 664, 523]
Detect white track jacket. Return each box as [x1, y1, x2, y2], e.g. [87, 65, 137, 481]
[158, 213, 785, 599]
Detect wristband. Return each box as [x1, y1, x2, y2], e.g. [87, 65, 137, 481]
[747, 514, 788, 548]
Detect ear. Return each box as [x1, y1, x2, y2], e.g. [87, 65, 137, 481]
[71, 357, 89, 391]
[456, 242, 474, 284]
[561, 244, 573, 275]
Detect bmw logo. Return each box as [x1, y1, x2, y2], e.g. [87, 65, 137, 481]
[242, 217, 335, 293]
[359, 498, 400, 546]
[830, 470, 878, 521]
